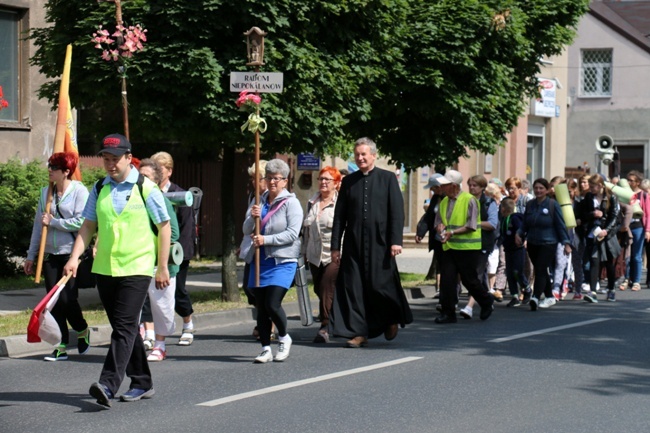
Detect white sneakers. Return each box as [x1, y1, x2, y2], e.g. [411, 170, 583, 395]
[254, 348, 273, 364]
[539, 297, 557, 309]
[274, 339, 292, 362]
[459, 306, 473, 319]
[254, 335, 292, 363]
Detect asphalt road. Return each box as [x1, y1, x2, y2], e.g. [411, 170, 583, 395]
[2, 285, 649, 433]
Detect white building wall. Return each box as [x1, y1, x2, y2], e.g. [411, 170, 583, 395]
[567, 12, 650, 175]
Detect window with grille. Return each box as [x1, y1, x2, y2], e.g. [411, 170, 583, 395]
[580, 49, 612, 97]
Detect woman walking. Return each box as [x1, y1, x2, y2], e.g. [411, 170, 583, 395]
[303, 166, 341, 343]
[25, 152, 90, 361]
[243, 159, 303, 363]
[515, 178, 571, 310]
[576, 175, 621, 302]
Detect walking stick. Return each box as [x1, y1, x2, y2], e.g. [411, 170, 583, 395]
[34, 182, 54, 283]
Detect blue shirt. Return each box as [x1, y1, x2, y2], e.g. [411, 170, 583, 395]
[82, 166, 170, 224]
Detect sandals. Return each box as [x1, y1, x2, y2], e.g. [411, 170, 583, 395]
[147, 348, 166, 362]
[143, 338, 154, 351]
[619, 279, 629, 291]
[178, 329, 195, 346]
[631, 282, 641, 292]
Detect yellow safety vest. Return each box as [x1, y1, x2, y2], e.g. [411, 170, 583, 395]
[93, 180, 157, 276]
[439, 192, 482, 251]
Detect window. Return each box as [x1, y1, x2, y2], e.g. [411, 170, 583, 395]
[0, 9, 19, 122]
[580, 49, 612, 97]
[527, 123, 545, 182]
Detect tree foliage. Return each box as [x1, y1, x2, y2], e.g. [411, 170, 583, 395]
[369, 0, 589, 168]
[31, 0, 588, 168]
[0, 160, 47, 276]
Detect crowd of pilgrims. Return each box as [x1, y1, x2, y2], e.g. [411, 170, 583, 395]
[29, 149, 650, 373]
[417, 171, 650, 317]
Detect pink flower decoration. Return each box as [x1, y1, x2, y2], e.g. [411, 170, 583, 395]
[235, 90, 262, 110]
[92, 23, 147, 62]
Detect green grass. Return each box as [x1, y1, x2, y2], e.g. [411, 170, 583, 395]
[0, 275, 44, 292]
[0, 287, 318, 338]
[0, 272, 430, 338]
[400, 272, 435, 289]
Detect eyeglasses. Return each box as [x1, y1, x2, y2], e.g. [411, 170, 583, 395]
[47, 164, 62, 171]
[318, 177, 334, 183]
[265, 176, 286, 183]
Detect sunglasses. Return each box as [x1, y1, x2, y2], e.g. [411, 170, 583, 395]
[47, 164, 62, 171]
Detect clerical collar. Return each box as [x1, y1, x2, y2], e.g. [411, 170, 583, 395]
[361, 168, 374, 176]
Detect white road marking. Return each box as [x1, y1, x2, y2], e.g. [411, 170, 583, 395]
[197, 356, 423, 407]
[488, 318, 611, 343]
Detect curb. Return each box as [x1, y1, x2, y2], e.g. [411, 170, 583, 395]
[0, 303, 303, 359]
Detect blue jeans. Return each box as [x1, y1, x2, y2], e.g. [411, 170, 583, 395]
[629, 226, 645, 284]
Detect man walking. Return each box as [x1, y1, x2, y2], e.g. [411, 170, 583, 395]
[330, 137, 413, 348]
[433, 170, 494, 324]
[65, 134, 171, 408]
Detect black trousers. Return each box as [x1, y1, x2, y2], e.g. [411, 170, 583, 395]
[253, 286, 288, 346]
[526, 243, 556, 299]
[439, 249, 493, 316]
[242, 262, 256, 306]
[96, 274, 152, 395]
[505, 248, 529, 296]
[584, 238, 616, 292]
[43, 254, 88, 345]
[174, 259, 194, 318]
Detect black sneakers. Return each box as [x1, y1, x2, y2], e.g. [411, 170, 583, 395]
[44, 346, 68, 362]
[507, 298, 521, 308]
[77, 329, 91, 355]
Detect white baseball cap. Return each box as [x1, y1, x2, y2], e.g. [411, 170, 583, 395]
[437, 170, 463, 185]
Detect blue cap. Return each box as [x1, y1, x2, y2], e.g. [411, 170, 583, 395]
[424, 173, 444, 189]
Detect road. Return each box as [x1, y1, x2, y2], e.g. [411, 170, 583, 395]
[2, 283, 649, 433]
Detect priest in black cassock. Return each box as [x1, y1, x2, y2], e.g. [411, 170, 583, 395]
[329, 137, 413, 348]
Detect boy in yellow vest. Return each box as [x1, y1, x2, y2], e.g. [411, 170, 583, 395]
[433, 170, 494, 323]
[64, 134, 171, 408]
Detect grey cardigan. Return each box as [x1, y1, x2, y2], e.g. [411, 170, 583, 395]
[243, 189, 303, 264]
[27, 181, 89, 261]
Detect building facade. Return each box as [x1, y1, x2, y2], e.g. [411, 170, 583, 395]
[0, 0, 56, 163]
[567, 1, 650, 179]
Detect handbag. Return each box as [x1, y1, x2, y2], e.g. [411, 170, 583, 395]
[54, 190, 95, 289]
[75, 246, 96, 289]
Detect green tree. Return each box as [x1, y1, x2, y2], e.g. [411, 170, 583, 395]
[0, 160, 47, 276]
[366, 0, 589, 168]
[30, 0, 588, 296]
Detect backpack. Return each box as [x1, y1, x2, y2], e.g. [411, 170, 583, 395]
[94, 174, 157, 234]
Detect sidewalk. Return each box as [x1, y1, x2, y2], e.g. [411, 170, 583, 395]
[0, 248, 436, 358]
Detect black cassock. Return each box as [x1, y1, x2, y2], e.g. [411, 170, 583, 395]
[329, 167, 413, 339]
